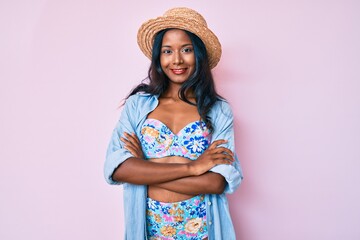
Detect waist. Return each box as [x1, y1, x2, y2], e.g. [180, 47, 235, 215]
[147, 194, 205, 206]
[148, 185, 195, 203]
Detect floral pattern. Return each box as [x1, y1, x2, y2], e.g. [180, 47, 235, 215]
[146, 195, 208, 240]
[140, 119, 211, 160]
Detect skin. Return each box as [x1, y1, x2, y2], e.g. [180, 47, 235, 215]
[160, 28, 196, 86]
[114, 29, 233, 213]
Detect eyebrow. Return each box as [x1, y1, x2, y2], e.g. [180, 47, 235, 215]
[161, 43, 193, 48]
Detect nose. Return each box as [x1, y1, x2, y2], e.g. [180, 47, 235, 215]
[173, 51, 184, 65]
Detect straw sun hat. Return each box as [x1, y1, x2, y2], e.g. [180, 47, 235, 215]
[137, 7, 222, 69]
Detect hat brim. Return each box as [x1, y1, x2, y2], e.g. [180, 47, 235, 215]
[137, 16, 222, 69]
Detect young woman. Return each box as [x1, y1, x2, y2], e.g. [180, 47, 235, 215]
[104, 7, 243, 240]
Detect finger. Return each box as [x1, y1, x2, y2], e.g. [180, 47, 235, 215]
[120, 136, 130, 144]
[131, 132, 141, 145]
[126, 133, 142, 151]
[210, 146, 232, 153]
[124, 132, 138, 142]
[210, 153, 234, 162]
[128, 142, 141, 154]
[127, 134, 143, 152]
[123, 145, 136, 155]
[123, 133, 141, 148]
[120, 132, 132, 143]
[209, 147, 234, 156]
[121, 139, 139, 155]
[124, 145, 141, 158]
[121, 135, 134, 146]
[211, 153, 234, 162]
[208, 139, 227, 150]
[214, 158, 234, 165]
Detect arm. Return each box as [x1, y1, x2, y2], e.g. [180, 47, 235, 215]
[148, 155, 226, 194]
[151, 172, 226, 195]
[208, 101, 244, 194]
[112, 157, 191, 185]
[141, 101, 243, 194]
[121, 133, 233, 189]
[119, 132, 234, 186]
[109, 124, 234, 185]
[104, 96, 201, 185]
[147, 102, 243, 194]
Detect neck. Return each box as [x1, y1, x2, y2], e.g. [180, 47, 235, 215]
[162, 84, 195, 101]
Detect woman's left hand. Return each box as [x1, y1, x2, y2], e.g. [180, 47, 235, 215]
[120, 132, 144, 159]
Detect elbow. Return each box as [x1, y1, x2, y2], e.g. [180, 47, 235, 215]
[111, 172, 122, 183]
[110, 163, 128, 183]
[111, 159, 145, 184]
[211, 177, 226, 194]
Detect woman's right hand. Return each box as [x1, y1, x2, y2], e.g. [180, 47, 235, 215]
[189, 139, 234, 176]
[120, 132, 144, 159]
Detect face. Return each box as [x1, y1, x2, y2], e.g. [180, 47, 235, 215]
[160, 29, 196, 85]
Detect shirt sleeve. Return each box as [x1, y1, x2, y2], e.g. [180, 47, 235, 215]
[209, 100, 244, 194]
[104, 97, 136, 185]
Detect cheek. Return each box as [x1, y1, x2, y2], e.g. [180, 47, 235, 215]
[189, 66, 196, 76]
[160, 55, 170, 69]
[189, 58, 196, 72]
[187, 54, 196, 67]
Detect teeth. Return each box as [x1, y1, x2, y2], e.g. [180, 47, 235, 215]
[172, 69, 185, 74]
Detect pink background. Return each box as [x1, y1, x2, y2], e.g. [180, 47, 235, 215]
[1, 0, 359, 239]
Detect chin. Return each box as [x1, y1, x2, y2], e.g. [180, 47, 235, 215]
[169, 77, 190, 84]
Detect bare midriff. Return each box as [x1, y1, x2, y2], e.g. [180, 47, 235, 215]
[147, 156, 196, 202]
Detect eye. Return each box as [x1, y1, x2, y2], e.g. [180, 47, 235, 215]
[162, 49, 172, 54]
[182, 47, 193, 53]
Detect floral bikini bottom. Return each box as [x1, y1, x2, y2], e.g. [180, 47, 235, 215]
[146, 195, 208, 240]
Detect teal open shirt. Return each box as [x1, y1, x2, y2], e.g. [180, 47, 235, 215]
[104, 93, 244, 239]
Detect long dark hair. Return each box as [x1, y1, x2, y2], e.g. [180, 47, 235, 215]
[127, 29, 222, 132]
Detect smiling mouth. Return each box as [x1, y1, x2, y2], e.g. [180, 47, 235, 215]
[171, 68, 187, 75]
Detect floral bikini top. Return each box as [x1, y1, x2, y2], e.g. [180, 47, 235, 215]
[140, 118, 211, 160]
